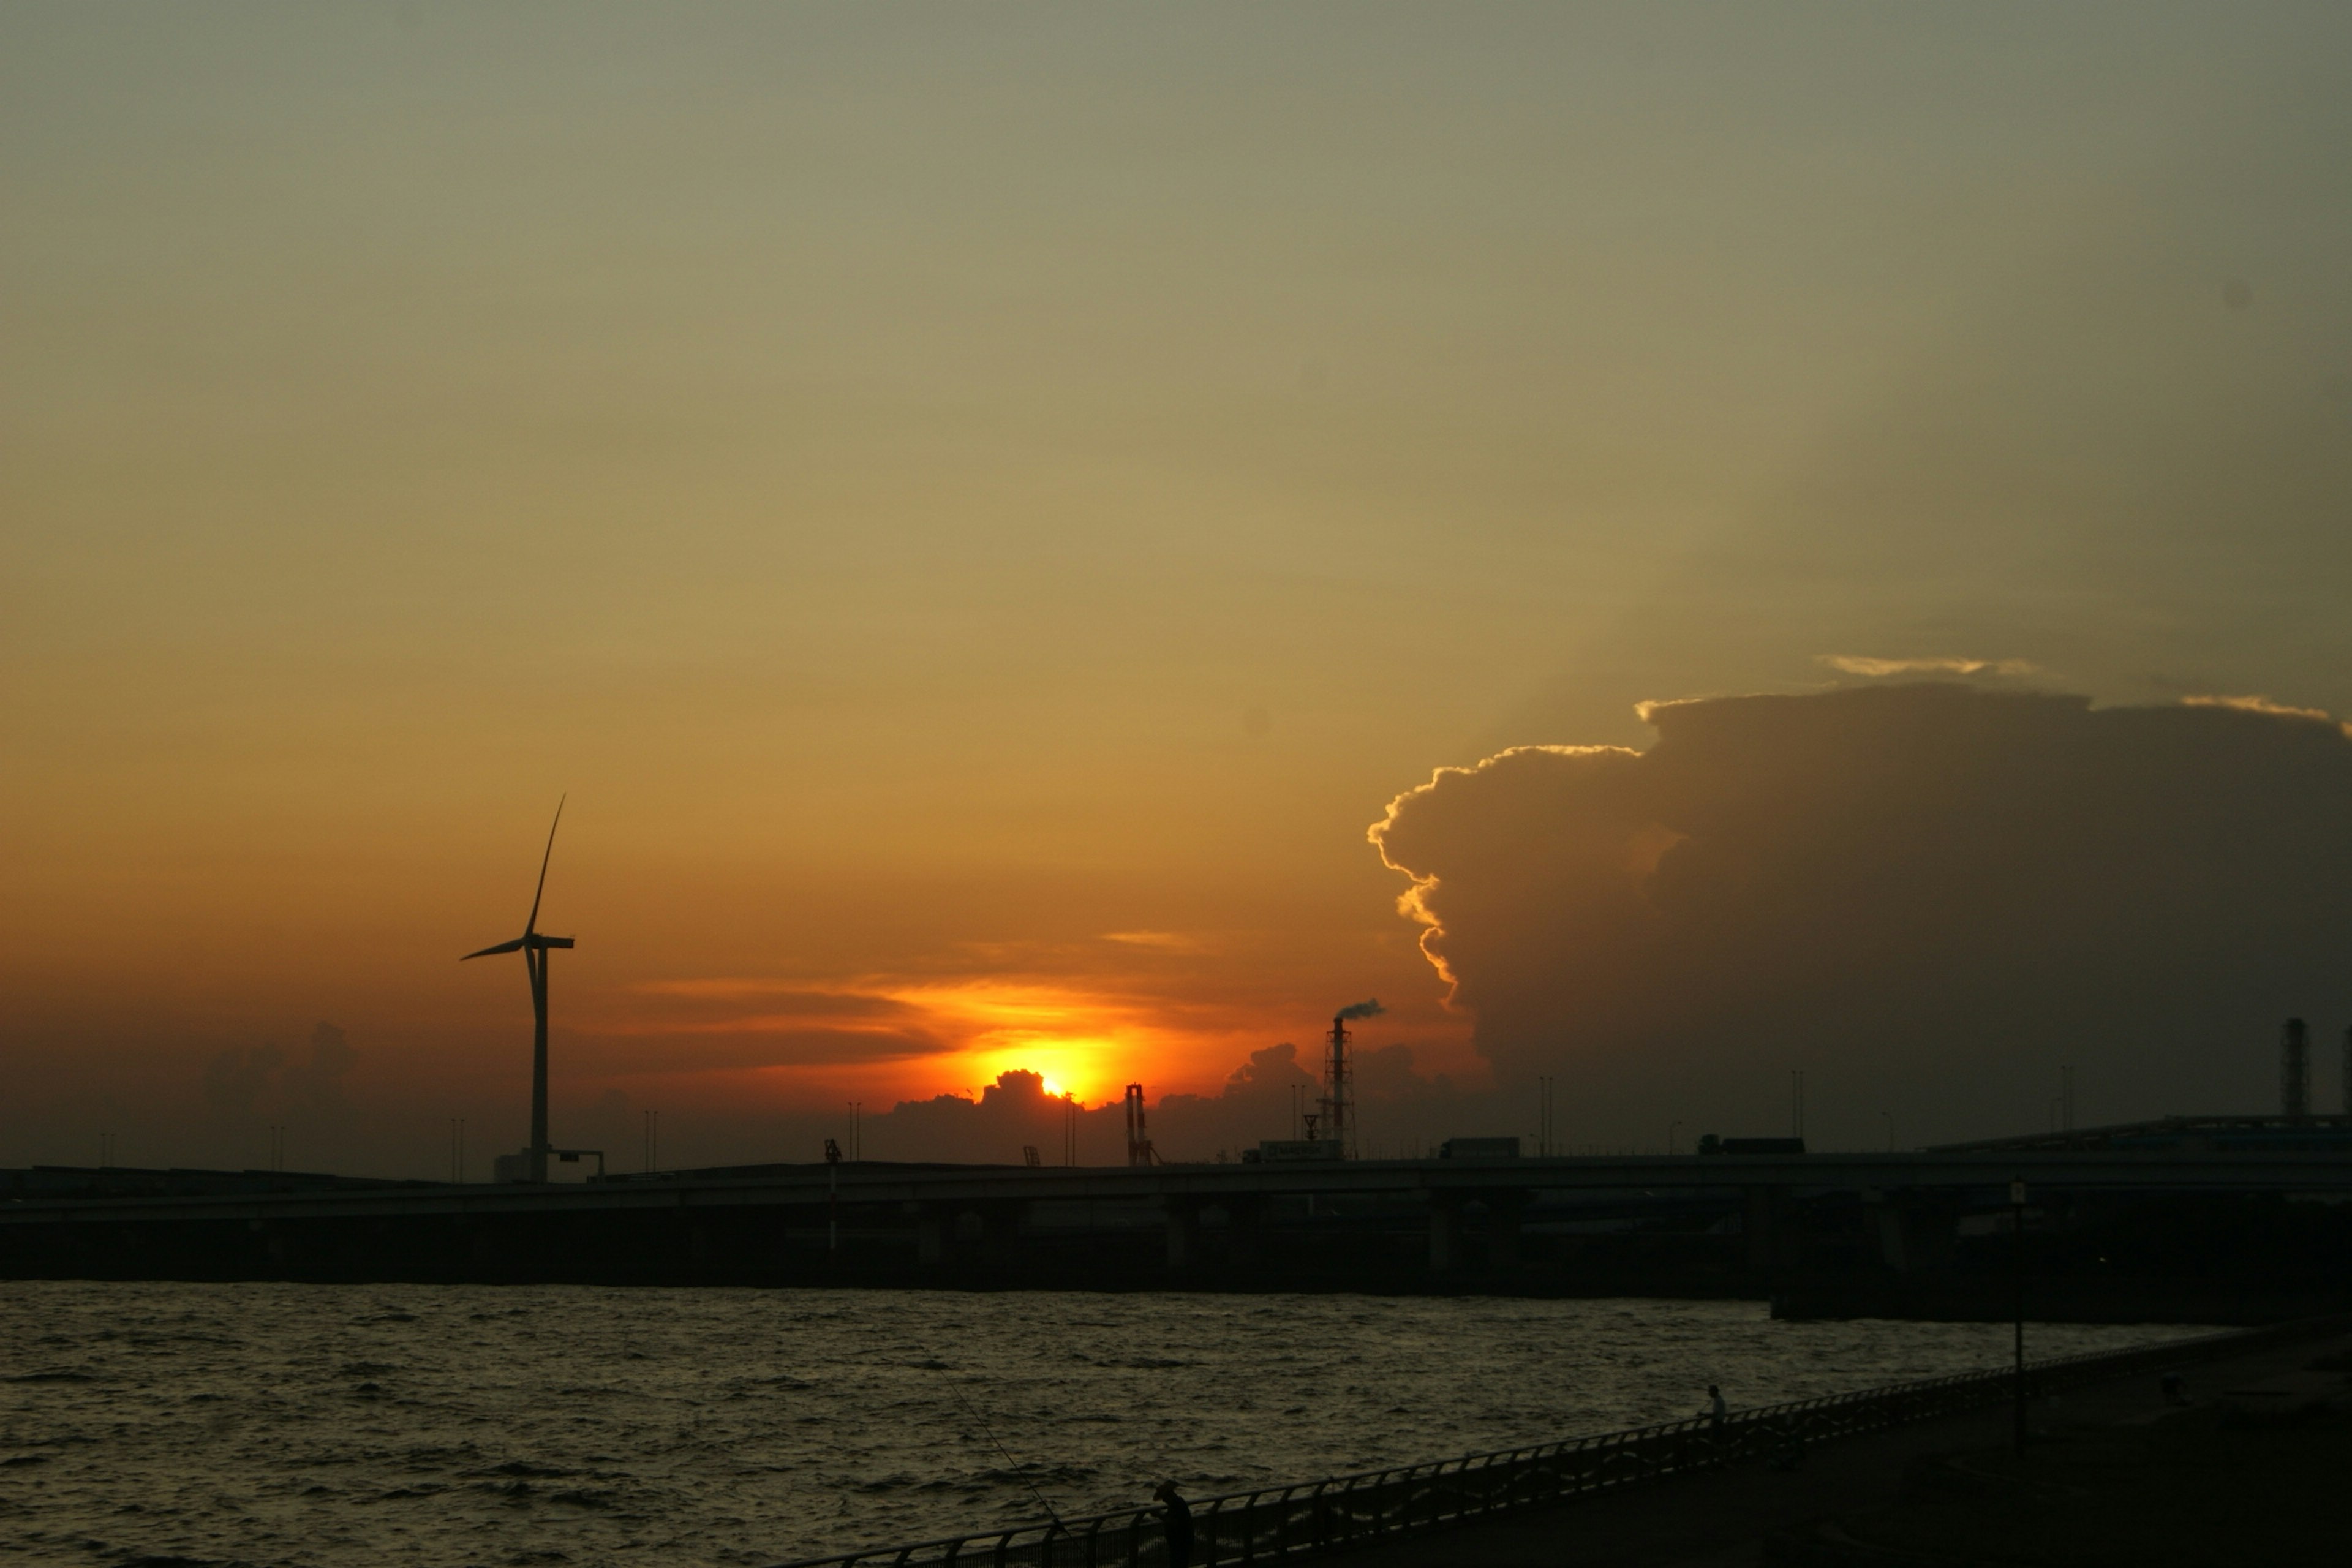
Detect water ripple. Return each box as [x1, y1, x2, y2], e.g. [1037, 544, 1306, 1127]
[0, 1281, 2196, 1566]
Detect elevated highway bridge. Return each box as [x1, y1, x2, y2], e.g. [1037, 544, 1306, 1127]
[7, 1148, 2351, 1286]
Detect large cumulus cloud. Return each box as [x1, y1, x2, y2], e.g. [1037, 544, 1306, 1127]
[1370, 684, 2352, 1145]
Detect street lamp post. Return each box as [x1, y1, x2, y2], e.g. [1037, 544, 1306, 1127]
[2011, 1176, 2027, 1458]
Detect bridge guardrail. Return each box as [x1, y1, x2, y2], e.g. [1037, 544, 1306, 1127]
[765, 1317, 2341, 1568]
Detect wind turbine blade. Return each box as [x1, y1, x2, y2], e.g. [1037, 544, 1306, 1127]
[524, 794, 566, 936]
[462, 937, 528, 960]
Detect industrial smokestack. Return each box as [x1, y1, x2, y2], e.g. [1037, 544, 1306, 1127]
[2281, 1017, 2310, 1118]
[1321, 1001, 1381, 1159]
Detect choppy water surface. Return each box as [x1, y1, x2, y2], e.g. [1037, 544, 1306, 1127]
[1, 1282, 2200, 1567]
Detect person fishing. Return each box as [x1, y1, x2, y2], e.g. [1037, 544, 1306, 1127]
[1153, 1480, 1194, 1568]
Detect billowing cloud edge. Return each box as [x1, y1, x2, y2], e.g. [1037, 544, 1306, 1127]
[1819, 654, 2037, 677]
[1366, 744, 1641, 1005]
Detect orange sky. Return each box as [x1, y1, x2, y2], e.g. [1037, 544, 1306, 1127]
[7, 6, 2352, 1171]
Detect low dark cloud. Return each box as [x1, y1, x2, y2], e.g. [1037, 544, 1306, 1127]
[200, 1023, 355, 1121]
[1371, 684, 2352, 1145]
[1226, 1041, 1315, 1095]
[829, 1041, 1483, 1166]
[284, 1022, 355, 1112]
[202, 1043, 284, 1120]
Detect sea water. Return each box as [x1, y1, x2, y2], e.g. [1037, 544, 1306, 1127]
[0, 1281, 2202, 1567]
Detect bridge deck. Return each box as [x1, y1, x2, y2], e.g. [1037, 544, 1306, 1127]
[5, 1150, 2351, 1227]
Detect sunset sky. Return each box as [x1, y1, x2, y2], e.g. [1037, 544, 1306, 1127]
[7, 5, 2352, 1175]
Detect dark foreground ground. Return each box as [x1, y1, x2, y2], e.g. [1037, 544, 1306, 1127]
[1333, 1329, 2351, 1567]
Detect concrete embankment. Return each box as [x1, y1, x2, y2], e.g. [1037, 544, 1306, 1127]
[1327, 1325, 2352, 1567]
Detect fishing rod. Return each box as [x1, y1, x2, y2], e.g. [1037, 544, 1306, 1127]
[954, 1387, 1067, 1529]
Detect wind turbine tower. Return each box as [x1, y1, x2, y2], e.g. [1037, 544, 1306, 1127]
[462, 799, 575, 1183]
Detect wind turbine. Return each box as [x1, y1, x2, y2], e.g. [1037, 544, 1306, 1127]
[462, 797, 574, 1184]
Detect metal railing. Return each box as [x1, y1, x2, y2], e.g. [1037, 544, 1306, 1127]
[767, 1318, 2337, 1568]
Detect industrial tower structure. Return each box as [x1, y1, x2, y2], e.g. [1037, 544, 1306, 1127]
[1123, 1083, 1159, 1166]
[1319, 1000, 1383, 1159]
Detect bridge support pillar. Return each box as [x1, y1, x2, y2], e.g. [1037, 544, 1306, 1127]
[467, 1222, 497, 1268]
[1866, 1196, 1958, 1276]
[1428, 1197, 1462, 1273]
[1743, 1186, 1792, 1272]
[1484, 1191, 1529, 1268]
[1164, 1199, 1202, 1270]
[1222, 1197, 1264, 1268]
[972, 1201, 1025, 1265]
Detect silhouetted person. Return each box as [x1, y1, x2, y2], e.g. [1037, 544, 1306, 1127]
[1154, 1480, 1193, 1568]
[1705, 1384, 1727, 1428]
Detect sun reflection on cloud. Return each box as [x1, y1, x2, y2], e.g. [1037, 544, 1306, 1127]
[962, 1038, 1128, 1103]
